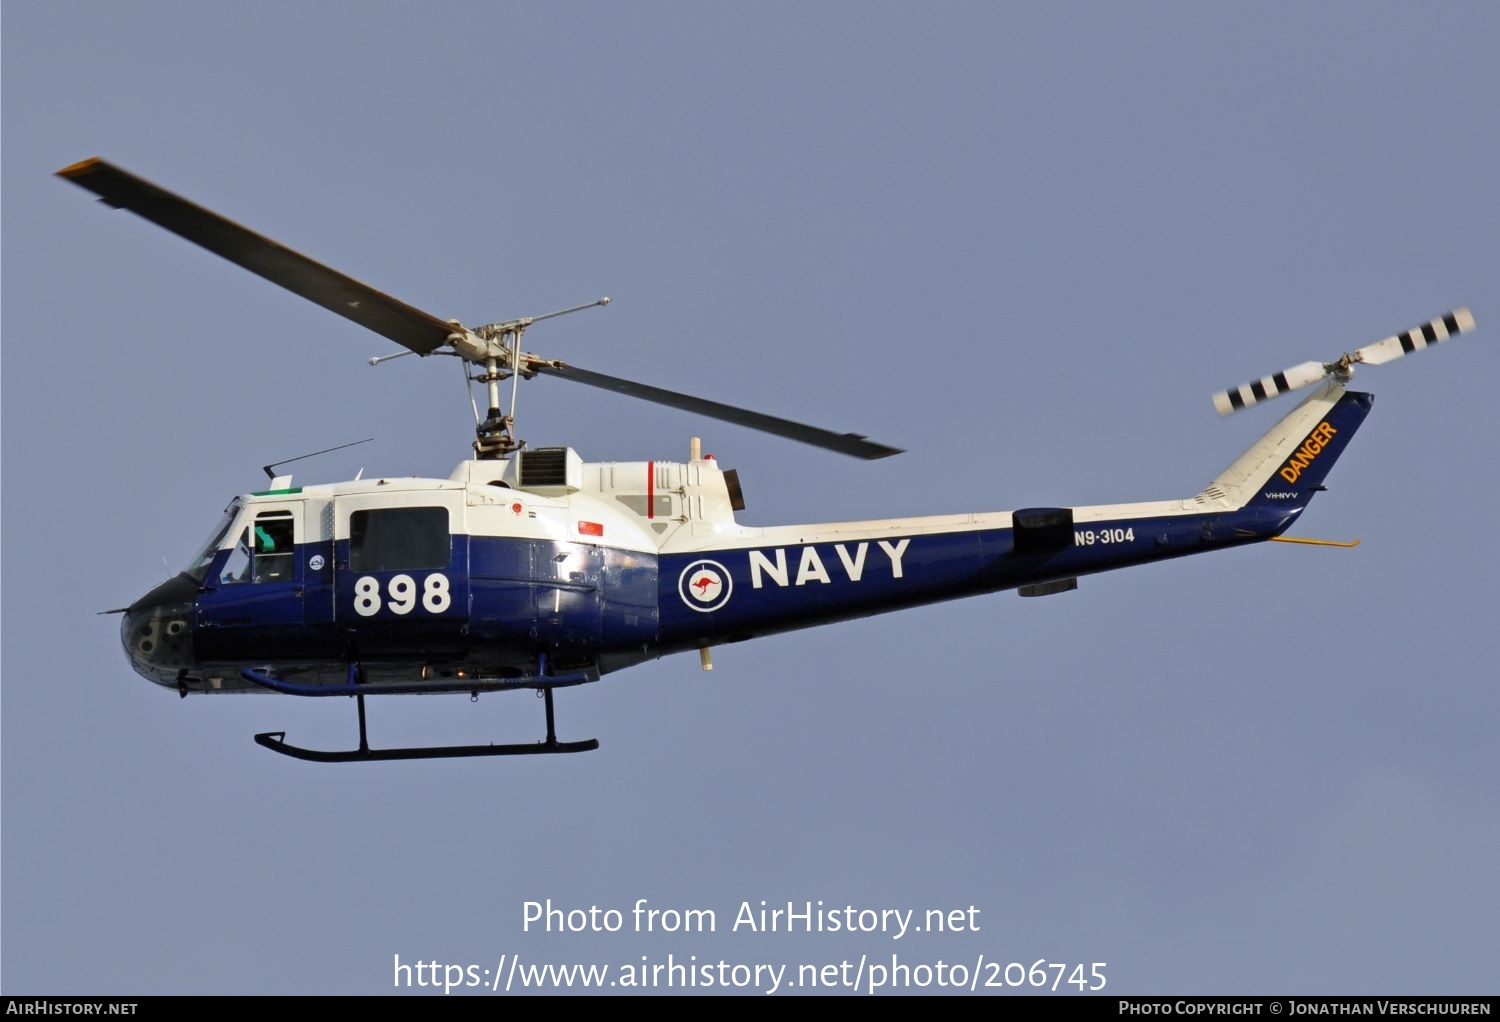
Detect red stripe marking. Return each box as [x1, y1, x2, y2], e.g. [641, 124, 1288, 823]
[647, 460, 655, 519]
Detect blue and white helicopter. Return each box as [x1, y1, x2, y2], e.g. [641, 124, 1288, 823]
[62, 158, 1478, 763]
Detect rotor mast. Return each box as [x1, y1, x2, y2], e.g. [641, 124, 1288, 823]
[451, 298, 611, 459]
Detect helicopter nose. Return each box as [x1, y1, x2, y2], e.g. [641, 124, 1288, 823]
[121, 573, 198, 685]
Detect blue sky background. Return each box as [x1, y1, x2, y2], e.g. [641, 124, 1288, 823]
[4, 2, 1498, 996]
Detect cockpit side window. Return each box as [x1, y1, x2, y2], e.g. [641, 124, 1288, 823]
[251, 511, 295, 583]
[349, 507, 450, 572]
[219, 510, 296, 585]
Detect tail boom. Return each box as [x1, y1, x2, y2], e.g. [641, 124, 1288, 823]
[653, 381, 1377, 649]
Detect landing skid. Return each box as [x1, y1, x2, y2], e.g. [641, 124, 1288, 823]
[243, 665, 599, 762]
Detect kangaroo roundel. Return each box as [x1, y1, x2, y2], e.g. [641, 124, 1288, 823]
[679, 560, 733, 613]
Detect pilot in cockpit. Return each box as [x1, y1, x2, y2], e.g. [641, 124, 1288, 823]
[251, 517, 294, 583]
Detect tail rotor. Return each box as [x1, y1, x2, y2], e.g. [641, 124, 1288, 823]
[1213, 307, 1476, 416]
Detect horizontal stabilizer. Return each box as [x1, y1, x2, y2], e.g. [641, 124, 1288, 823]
[1018, 578, 1078, 598]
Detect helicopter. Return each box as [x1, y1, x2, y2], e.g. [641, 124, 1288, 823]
[60, 157, 1479, 763]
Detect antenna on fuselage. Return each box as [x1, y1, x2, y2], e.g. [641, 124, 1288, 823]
[261, 437, 375, 480]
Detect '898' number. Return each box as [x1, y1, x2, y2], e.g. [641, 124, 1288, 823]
[352, 573, 451, 616]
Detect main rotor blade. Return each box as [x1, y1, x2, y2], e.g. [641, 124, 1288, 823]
[533, 362, 903, 459]
[56, 157, 457, 355]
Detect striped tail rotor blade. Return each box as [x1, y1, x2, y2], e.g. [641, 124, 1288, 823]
[1354, 307, 1476, 367]
[1212, 361, 1328, 417]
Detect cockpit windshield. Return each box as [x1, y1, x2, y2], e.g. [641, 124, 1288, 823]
[184, 501, 242, 582]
